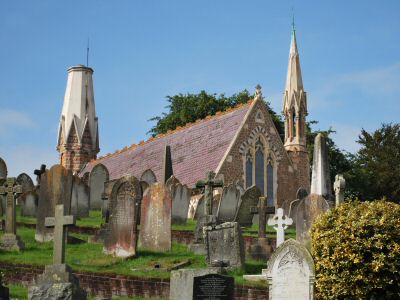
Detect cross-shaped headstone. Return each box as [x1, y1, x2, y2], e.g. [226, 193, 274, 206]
[33, 164, 46, 186]
[250, 196, 276, 238]
[45, 204, 75, 265]
[196, 171, 223, 215]
[267, 208, 293, 247]
[0, 178, 22, 234]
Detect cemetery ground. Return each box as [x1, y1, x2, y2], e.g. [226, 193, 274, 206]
[0, 209, 292, 297]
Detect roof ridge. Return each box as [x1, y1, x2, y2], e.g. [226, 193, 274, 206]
[95, 99, 254, 162]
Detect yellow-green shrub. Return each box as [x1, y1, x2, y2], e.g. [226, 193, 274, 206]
[311, 200, 400, 299]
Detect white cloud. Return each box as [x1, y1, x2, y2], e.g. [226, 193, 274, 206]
[0, 109, 36, 136]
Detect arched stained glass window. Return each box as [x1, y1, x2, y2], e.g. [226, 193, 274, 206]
[255, 139, 264, 195]
[245, 151, 253, 188]
[267, 160, 274, 206]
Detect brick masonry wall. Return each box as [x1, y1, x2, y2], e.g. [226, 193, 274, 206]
[0, 262, 269, 299]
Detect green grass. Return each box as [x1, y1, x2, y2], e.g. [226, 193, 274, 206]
[76, 210, 104, 228]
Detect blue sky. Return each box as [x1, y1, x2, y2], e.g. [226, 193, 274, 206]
[0, 1, 399, 177]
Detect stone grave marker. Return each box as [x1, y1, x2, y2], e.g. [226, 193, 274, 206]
[193, 273, 234, 300]
[89, 163, 109, 210]
[196, 171, 223, 216]
[268, 208, 293, 247]
[139, 182, 172, 252]
[203, 222, 245, 270]
[0, 177, 25, 251]
[35, 164, 73, 242]
[234, 185, 261, 227]
[71, 176, 90, 218]
[0, 178, 5, 216]
[81, 172, 90, 185]
[16, 173, 34, 204]
[216, 183, 242, 223]
[140, 169, 157, 185]
[282, 188, 308, 223]
[33, 164, 46, 186]
[21, 191, 38, 217]
[334, 174, 346, 207]
[167, 176, 191, 224]
[0, 157, 7, 178]
[104, 176, 141, 257]
[28, 204, 86, 300]
[266, 239, 315, 300]
[102, 179, 118, 220]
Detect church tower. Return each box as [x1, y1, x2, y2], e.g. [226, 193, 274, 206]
[283, 28, 310, 191]
[57, 65, 99, 174]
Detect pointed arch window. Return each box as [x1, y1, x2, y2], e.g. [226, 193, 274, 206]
[245, 150, 253, 188]
[255, 138, 265, 195]
[292, 110, 297, 138]
[267, 156, 274, 206]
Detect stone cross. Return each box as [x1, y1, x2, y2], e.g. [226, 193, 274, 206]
[268, 208, 293, 247]
[334, 174, 346, 207]
[196, 171, 223, 215]
[0, 177, 22, 234]
[33, 164, 46, 186]
[250, 196, 276, 238]
[45, 204, 75, 265]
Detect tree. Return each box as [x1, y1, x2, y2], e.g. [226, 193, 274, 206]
[347, 124, 400, 202]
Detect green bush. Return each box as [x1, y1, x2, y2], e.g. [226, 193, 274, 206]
[311, 200, 400, 299]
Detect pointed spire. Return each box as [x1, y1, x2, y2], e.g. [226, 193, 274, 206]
[284, 29, 303, 101]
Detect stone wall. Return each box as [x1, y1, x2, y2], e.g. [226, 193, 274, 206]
[1, 262, 268, 299]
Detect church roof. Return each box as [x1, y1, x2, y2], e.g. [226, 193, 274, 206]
[80, 100, 253, 187]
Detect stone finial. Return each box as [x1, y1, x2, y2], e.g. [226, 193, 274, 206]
[255, 84, 263, 101]
[334, 174, 346, 207]
[310, 133, 332, 200]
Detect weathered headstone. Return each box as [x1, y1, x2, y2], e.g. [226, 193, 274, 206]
[311, 133, 332, 201]
[35, 165, 73, 242]
[0, 157, 7, 179]
[193, 274, 234, 300]
[268, 208, 293, 247]
[234, 185, 261, 227]
[81, 172, 90, 185]
[89, 163, 109, 210]
[0, 178, 5, 216]
[168, 176, 191, 224]
[21, 191, 38, 217]
[266, 239, 315, 299]
[0, 177, 25, 251]
[203, 222, 245, 270]
[282, 188, 308, 222]
[139, 182, 172, 252]
[196, 171, 223, 215]
[102, 179, 118, 220]
[162, 144, 174, 183]
[28, 204, 86, 300]
[16, 173, 34, 204]
[104, 176, 141, 257]
[216, 183, 242, 223]
[71, 176, 90, 218]
[334, 174, 346, 207]
[140, 169, 157, 185]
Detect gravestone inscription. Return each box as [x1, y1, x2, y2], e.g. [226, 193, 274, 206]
[193, 274, 234, 300]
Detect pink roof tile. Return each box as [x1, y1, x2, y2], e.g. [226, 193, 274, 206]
[81, 102, 252, 187]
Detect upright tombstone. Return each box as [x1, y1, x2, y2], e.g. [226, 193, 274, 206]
[266, 239, 315, 300]
[21, 191, 38, 217]
[102, 179, 118, 220]
[167, 176, 191, 224]
[28, 204, 86, 300]
[0, 178, 5, 216]
[104, 176, 141, 257]
[0, 157, 7, 178]
[283, 188, 308, 222]
[203, 222, 245, 270]
[35, 165, 73, 242]
[268, 208, 293, 247]
[0, 177, 25, 251]
[89, 163, 109, 210]
[71, 176, 90, 218]
[16, 173, 34, 204]
[234, 185, 261, 227]
[139, 182, 172, 252]
[334, 174, 346, 207]
[216, 183, 242, 223]
[0, 158, 7, 216]
[140, 169, 157, 185]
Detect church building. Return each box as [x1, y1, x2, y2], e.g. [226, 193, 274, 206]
[56, 29, 310, 207]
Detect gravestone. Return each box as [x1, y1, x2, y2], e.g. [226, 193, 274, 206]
[0, 178, 5, 216]
[71, 176, 90, 218]
[268, 208, 293, 247]
[102, 179, 118, 220]
[0, 177, 25, 251]
[103, 176, 141, 257]
[282, 188, 308, 222]
[21, 191, 38, 217]
[139, 182, 172, 251]
[203, 222, 245, 270]
[140, 169, 157, 185]
[193, 274, 234, 300]
[33, 164, 46, 186]
[216, 183, 242, 223]
[0, 157, 7, 178]
[35, 165, 73, 242]
[234, 185, 261, 227]
[334, 174, 346, 207]
[266, 239, 315, 299]
[89, 163, 109, 210]
[196, 172, 223, 216]
[81, 172, 90, 185]
[16, 173, 34, 204]
[28, 204, 86, 300]
[168, 177, 191, 224]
